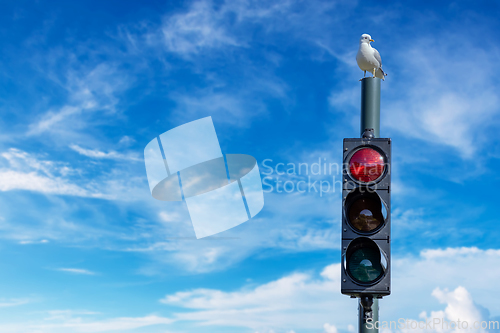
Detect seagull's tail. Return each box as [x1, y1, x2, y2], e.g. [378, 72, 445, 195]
[375, 68, 387, 81]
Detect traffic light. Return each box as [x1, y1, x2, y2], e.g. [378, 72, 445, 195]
[341, 137, 391, 297]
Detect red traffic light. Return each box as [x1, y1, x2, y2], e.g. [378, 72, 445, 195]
[349, 148, 385, 183]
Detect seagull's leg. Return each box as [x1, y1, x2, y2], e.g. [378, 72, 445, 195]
[360, 70, 367, 81]
[359, 71, 366, 81]
[372, 68, 376, 77]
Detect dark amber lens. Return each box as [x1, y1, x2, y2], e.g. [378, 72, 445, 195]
[348, 196, 384, 232]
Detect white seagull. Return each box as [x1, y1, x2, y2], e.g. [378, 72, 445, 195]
[356, 34, 387, 80]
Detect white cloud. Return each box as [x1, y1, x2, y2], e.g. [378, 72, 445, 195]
[160, 0, 242, 55]
[51, 315, 172, 332]
[160, 263, 347, 331]
[432, 287, 484, 328]
[0, 284, 493, 333]
[1, 148, 59, 176]
[0, 148, 102, 198]
[0, 298, 32, 308]
[324, 323, 339, 333]
[152, 0, 313, 57]
[19, 239, 49, 245]
[0, 148, 154, 246]
[420, 247, 488, 259]
[0, 212, 119, 246]
[69, 144, 141, 161]
[0, 147, 148, 204]
[167, 71, 288, 126]
[32, 105, 83, 135]
[0, 170, 93, 196]
[393, 286, 491, 333]
[44, 310, 101, 321]
[382, 37, 500, 159]
[157, 210, 187, 224]
[28, 62, 131, 139]
[137, 0, 346, 75]
[156, 247, 500, 332]
[385, 247, 500, 322]
[170, 91, 260, 126]
[56, 268, 97, 275]
[0, 313, 174, 333]
[122, 184, 341, 275]
[118, 136, 135, 146]
[117, 0, 295, 127]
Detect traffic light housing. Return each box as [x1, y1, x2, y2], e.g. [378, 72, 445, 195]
[341, 137, 391, 298]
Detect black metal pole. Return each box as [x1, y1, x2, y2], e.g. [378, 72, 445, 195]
[359, 76, 381, 333]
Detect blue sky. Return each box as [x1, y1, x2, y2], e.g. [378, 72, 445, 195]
[1, 0, 500, 332]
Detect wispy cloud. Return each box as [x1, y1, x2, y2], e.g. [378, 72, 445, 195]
[159, 0, 242, 56]
[51, 315, 173, 332]
[0, 170, 97, 197]
[19, 239, 50, 245]
[69, 144, 141, 161]
[27, 60, 132, 141]
[152, 0, 346, 59]
[0, 312, 174, 333]
[383, 36, 500, 159]
[145, 0, 313, 57]
[0, 148, 102, 197]
[169, 90, 268, 127]
[56, 268, 98, 275]
[126, 191, 340, 274]
[0, 298, 32, 308]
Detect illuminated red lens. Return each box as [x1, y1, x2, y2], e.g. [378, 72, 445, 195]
[349, 148, 385, 182]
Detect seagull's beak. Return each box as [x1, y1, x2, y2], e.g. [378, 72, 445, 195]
[370, 39, 374, 42]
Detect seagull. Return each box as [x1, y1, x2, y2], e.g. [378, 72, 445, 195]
[356, 34, 387, 80]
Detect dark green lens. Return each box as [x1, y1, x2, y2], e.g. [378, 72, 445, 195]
[347, 247, 383, 283]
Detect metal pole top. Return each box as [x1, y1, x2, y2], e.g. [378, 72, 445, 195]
[360, 77, 381, 138]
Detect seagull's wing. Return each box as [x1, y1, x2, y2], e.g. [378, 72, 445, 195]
[372, 47, 382, 67]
